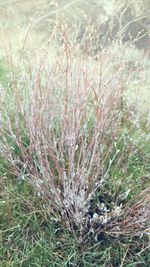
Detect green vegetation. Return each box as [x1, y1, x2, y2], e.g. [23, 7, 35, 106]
[0, 59, 8, 84]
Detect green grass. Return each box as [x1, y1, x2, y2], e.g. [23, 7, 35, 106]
[0, 59, 9, 85]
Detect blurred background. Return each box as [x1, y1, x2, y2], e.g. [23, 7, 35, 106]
[0, 0, 150, 110]
[0, 0, 150, 50]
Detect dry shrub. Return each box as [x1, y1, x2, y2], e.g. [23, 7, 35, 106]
[96, 188, 150, 239]
[113, 188, 150, 237]
[0, 37, 149, 241]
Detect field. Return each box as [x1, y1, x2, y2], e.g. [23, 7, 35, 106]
[0, 1, 150, 266]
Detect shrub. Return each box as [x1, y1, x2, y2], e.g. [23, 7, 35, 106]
[0, 36, 149, 241]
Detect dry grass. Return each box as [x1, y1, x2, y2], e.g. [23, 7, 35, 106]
[0, 32, 150, 241]
[0, 39, 122, 232]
